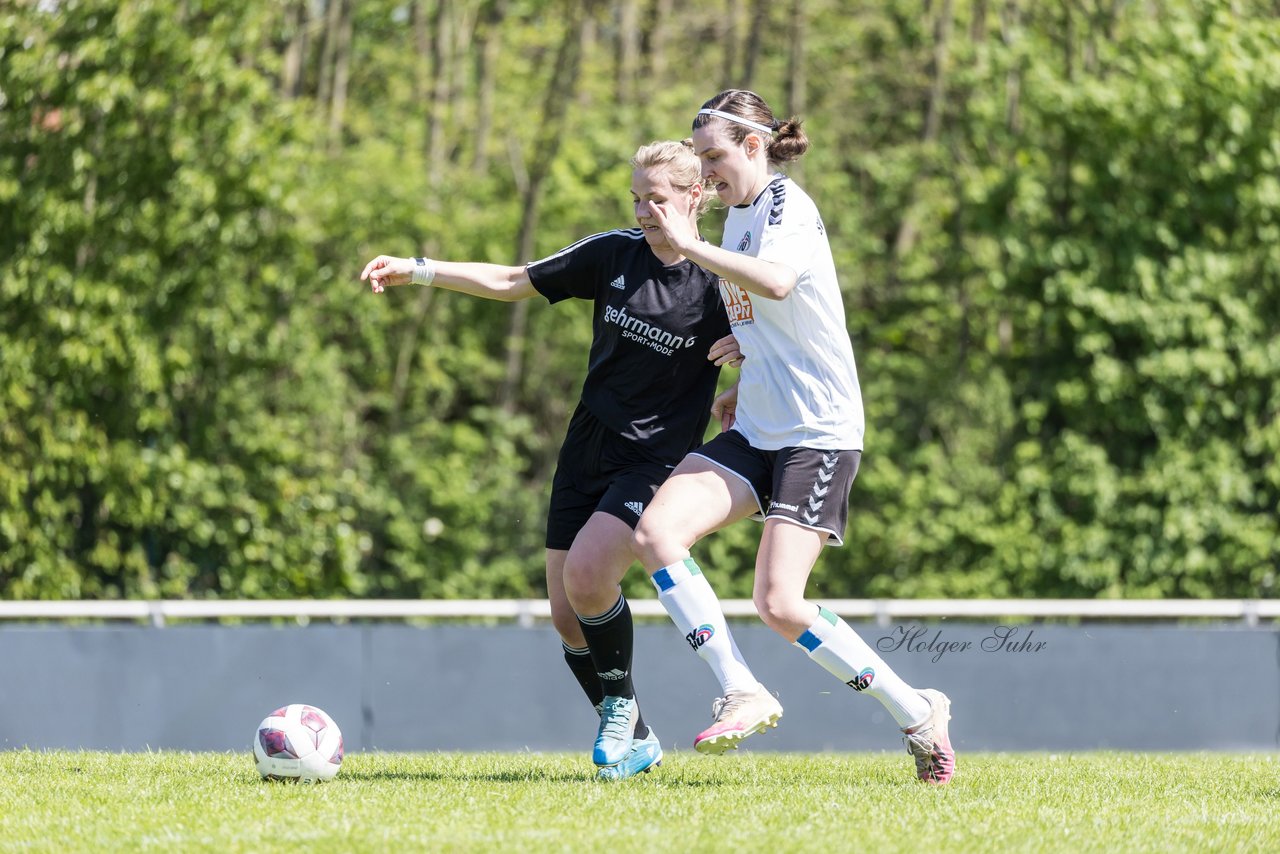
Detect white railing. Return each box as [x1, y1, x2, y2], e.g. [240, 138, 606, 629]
[0, 599, 1276, 627]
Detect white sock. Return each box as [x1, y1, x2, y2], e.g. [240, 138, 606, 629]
[651, 558, 759, 696]
[795, 606, 930, 728]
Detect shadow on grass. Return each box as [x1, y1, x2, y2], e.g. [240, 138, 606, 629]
[332, 768, 730, 787]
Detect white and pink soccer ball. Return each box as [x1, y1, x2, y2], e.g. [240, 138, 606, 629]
[253, 704, 344, 783]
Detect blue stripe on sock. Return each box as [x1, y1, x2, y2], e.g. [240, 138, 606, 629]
[652, 568, 675, 592]
[796, 630, 823, 652]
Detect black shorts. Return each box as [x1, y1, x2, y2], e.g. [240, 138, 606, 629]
[545, 404, 674, 550]
[689, 429, 861, 547]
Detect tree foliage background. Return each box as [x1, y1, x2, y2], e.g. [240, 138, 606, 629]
[2, 0, 1277, 601]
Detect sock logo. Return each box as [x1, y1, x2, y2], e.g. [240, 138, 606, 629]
[685, 624, 715, 651]
[846, 667, 875, 692]
[597, 669, 627, 681]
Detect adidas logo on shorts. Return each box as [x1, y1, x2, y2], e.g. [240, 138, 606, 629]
[624, 501, 644, 516]
[610, 275, 626, 290]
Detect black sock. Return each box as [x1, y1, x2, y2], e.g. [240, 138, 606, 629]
[561, 642, 604, 711]
[578, 594, 648, 738]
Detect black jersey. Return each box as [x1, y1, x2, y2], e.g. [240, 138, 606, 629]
[528, 229, 731, 464]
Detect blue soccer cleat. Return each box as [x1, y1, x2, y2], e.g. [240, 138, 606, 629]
[597, 727, 663, 781]
[593, 695, 639, 767]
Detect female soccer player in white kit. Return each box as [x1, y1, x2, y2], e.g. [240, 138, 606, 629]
[635, 90, 956, 784]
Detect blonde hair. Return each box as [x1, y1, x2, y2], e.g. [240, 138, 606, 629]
[631, 139, 712, 218]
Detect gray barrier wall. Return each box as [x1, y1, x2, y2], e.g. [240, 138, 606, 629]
[1, 622, 1276, 753]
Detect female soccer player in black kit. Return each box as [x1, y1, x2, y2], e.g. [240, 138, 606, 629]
[361, 140, 739, 780]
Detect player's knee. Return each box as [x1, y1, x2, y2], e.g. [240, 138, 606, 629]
[564, 551, 620, 608]
[549, 599, 584, 644]
[561, 555, 593, 600]
[632, 515, 677, 564]
[753, 589, 804, 636]
[630, 519, 656, 561]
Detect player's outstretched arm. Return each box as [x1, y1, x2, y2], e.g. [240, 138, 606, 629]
[361, 255, 536, 302]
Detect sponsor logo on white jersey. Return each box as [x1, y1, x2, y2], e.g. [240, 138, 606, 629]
[624, 501, 644, 517]
[719, 279, 755, 327]
[603, 304, 697, 356]
[610, 274, 626, 289]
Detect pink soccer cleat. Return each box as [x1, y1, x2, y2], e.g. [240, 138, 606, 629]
[693, 684, 783, 755]
[903, 688, 956, 784]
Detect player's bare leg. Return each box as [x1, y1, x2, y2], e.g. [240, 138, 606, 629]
[564, 512, 660, 776]
[547, 548, 603, 715]
[756, 519, 954, 783]
[562, 513, 635, 616]
[751, 519, 828, 639]
[634, 457, 782, 754]
[634, 455, 756, 568]
[547, 549, 587, 648]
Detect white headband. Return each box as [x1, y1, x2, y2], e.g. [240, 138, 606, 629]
[696, 108, 775, 136]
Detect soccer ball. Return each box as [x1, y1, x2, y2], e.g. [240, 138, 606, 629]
[253, 704, 344, 783]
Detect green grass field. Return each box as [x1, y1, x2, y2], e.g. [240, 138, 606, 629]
[2, 751, 1276, 852]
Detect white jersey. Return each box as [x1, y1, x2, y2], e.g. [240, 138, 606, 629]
[718, 174, 864, 451]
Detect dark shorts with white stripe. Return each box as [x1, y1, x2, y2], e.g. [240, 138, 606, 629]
[545, 404, 674, 550]
[688, 429, 861, 547]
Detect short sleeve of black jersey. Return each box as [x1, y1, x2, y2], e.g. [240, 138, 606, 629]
[527, 231, 627, 304]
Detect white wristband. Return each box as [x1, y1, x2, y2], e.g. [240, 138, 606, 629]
[411, 257, 436, 286]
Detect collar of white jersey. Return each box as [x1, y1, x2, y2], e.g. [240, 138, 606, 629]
[733, 174, 788, 209]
